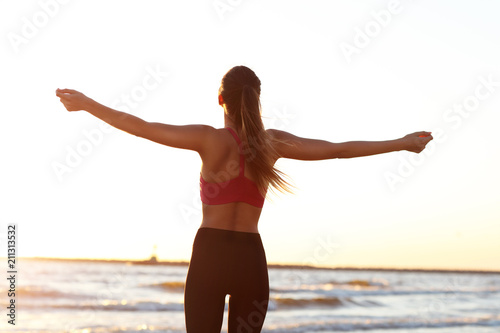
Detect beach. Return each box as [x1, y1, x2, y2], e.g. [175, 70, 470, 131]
[2, 258, 499, 332]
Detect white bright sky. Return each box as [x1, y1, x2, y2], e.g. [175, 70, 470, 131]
[1, 0, 499, 270]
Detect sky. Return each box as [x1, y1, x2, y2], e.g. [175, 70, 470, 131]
[1, 0, 499, 271]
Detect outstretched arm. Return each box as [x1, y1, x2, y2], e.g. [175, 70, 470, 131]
[55, 88, 213, 153]
[268, 129, 433, 160]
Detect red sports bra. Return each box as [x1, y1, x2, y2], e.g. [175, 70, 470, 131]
[199, 127, 266, 208]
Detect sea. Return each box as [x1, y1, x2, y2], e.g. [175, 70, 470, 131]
[2, 258, 500, 333]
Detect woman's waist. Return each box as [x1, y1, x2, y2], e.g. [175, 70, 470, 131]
[201, 203, 261, 233]
[200, 219, 259, 234]
[194, 226, 264, 250]
[192, 226, 266, 262]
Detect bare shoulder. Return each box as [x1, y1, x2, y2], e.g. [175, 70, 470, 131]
[197, 125, 230, 148]
[266, 128, 300, 146]
[266, 128, 295, 141]
[136, 122, 219, 153]
[203, 126, 237, 150]
[266, 128, 297, 159]
[212, 126, 235, 141]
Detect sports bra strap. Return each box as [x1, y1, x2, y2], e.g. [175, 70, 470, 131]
[225, 127, 245, 175]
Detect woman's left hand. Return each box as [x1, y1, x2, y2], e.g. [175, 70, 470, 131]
[56, 88, 93, 112]
[402, 131, 433, 153]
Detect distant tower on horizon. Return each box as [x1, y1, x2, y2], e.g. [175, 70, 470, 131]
[149, 244, 158, 263]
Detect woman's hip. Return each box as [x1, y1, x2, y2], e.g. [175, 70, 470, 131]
[187, 227, 268, 284]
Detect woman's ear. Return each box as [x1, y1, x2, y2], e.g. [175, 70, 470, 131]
[218, 94, 224, 106]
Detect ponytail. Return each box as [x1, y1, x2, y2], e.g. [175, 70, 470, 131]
[239, 85, 292, 198]
[220, 66, 292, 198]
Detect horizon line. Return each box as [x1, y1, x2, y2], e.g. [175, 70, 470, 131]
[9, 256, 500, 274]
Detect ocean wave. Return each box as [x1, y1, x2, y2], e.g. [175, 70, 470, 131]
[145, 279, 383, 294]
[2, 286, 87, 299]
[143, 281, 185, 291]
[52, 314, 500, 333]
[270, 282, 500, 298]
[345, 279, 389, 287]
[270, 295, 384, 310]
[270, 278, 389, 293]
[272, 296, 344, 309]
[16, 300, 185, 312]
[260, 314, 500, 332]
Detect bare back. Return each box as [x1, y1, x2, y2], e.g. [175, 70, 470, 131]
[199, 128, 276, 233]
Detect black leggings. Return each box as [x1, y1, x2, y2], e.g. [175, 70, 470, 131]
[184, 227, 269, 333]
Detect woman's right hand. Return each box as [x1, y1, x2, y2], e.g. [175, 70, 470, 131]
[402, 132, 433, 153]
[56, 88, 94, 112]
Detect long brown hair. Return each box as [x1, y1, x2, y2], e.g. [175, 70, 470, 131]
[219, 65, 292, 197]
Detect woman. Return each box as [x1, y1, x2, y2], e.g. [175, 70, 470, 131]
[56, 65, 433, 332]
